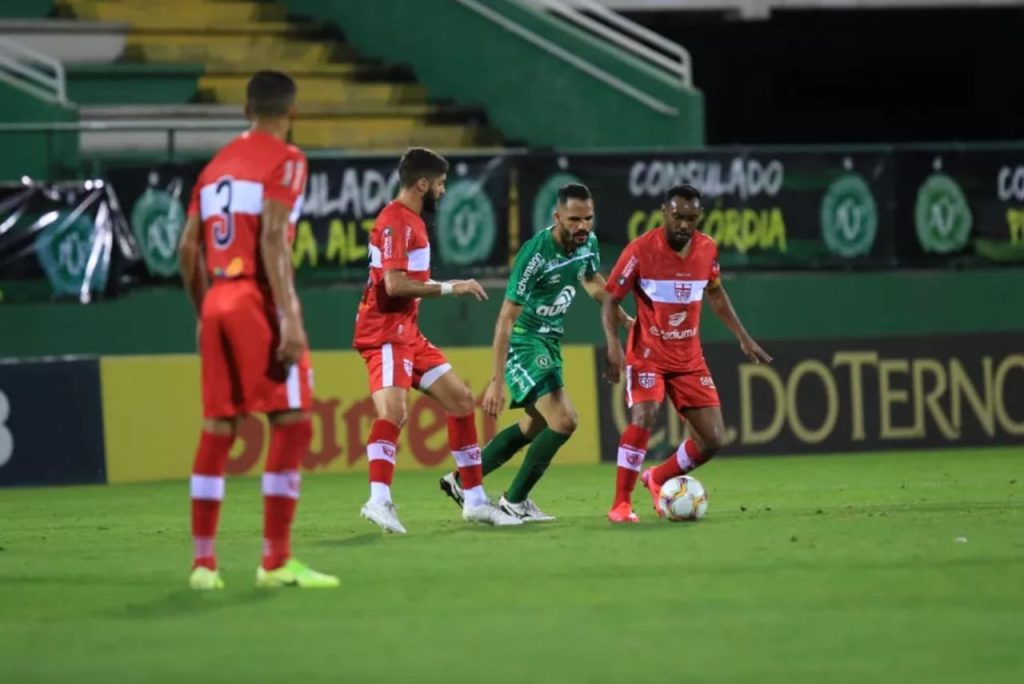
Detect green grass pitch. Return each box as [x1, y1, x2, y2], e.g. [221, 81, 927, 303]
[1, 448, 1021, 683]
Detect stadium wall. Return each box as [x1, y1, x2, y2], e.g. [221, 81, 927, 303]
[1, 270, 1021, 358]
[0, 77, 79, 182]
[281, 0, 704, 148]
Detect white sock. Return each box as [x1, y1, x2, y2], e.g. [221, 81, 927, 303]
[369, 482, 392, 505]
[463, 485, 487, 507]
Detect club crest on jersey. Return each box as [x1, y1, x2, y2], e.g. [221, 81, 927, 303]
[668, 311, 688, 327]
[674, 282, 692, 301]
[638, 372, 657, 389]
[536, 355, 552, 369]
[700, 376, 715, 387]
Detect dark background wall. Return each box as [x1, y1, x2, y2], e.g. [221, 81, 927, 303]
[624, 8, 1024, 144]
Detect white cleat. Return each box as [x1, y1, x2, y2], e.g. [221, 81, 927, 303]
[499, 495, 557, 523]
[439, 472, 464, 508]
[463, 500, 524, 526]
[360, 500, 407, 534]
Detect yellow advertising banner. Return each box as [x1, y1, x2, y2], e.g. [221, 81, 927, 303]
[101, 347, 599, 483]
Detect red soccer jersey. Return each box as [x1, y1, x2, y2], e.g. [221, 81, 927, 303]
[352, 200, 432, 349]
[605, 228, 721, 373]
[187, 130, 306, 284]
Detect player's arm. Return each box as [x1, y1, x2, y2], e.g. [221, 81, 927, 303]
[383, 270, 487, 300]
[705, 279, 772, 364]
[481, 299, 523, 418]
[583, 272, 634, 329]
[177, 213, 206, 316]
[261, 198, 307, 364]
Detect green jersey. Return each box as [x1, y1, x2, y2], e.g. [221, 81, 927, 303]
[504, 227, 601, 339]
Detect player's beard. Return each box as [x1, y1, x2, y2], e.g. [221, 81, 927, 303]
[557, 221, 588, 248]
[422, 188, 440, 214]
[666, 229, 691, 251]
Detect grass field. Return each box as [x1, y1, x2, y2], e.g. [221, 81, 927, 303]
[1, 448, 1022, 683]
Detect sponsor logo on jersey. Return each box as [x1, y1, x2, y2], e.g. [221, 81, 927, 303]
[535, 285, 576, 317]
[621, 255, 639, 280]
[648, 325, 697, 341]
[403, 359, 413, 376]
[700, 376, 715, 387]
[668, 311, 688, 327]
[517, 253, 544, 296]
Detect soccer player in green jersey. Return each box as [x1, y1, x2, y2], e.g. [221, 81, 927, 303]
[439, 184, 632, 521]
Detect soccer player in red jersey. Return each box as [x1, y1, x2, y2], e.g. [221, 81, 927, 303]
[601, 184, 772, 523]
[353, 148, 521, 533]
[177, 71, 337, 588]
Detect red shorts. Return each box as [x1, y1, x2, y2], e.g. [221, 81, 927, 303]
[199, 280, 313, 418]
[625, 364, 720, 413]
[359, 334, 451, 393]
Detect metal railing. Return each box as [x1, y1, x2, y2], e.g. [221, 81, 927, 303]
[527, 0, 692, 87]
[0, 37, 66, 104]
[454, 0, 684, 116]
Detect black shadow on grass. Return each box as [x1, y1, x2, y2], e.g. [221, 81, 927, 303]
[109, 588, 278, 619]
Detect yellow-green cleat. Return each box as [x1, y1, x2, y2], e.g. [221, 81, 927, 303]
[189, 566, 225, 590]
[256, 558, 339, 588]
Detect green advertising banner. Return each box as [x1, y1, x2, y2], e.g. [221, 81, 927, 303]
[104, 155, 512, 285]
[517, 150, 897, 269]
[895, 147, 1024, 264]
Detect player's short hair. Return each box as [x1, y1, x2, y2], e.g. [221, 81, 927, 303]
[398, 148, 449, 188]
[556, 183, 592, 205]
[246, 71, 297, 118]
[664, 184, 702, 207]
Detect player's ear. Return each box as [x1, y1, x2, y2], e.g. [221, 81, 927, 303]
[416, 177, 429, 194]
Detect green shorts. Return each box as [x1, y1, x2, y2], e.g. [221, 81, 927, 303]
[505, 334, 564, 409]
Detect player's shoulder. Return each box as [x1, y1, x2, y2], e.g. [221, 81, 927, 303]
[692, 230, 718, 253]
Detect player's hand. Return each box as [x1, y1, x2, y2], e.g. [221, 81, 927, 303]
[452, 279, 488, 301]
[482, 378, 505, 418]
[740, 335, 772, 364]
[605, 342, 625, 384]
[278, 314, 308, 366]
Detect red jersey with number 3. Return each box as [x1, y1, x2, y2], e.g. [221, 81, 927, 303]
[352, 200, 432, 349]
[605, 228, 721, 373]
[187, 130, 306, 284]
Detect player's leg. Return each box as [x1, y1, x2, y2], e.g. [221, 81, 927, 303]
[498, 392, 574, 521]
[440, 407, 545, 508]
[226, 299, 337, 586]
[189, 305, 240, 589]
[608, 366, 664, 523]
[647, 370, 723, 485]
[357, 342, 412, 533]
[419, 365, 521, 526]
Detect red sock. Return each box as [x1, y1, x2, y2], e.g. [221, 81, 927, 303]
[614, 424, 650, 506]
[651, 438, 706, 485]
[262, 420, 312, 571]
[448, 415, 482, 489]
[190, 430, 234, 570]
[367, 419, 401, 487]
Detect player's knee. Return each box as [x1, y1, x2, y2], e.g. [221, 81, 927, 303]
[550, 410, 578, 435]
[630, 404, 659, 431]
[449, 384, 475, 417]
[379, 404, 407, 428]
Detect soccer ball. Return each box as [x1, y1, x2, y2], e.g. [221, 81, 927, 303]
[658, 475, 708, 521]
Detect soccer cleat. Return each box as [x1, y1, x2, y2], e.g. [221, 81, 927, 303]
[498, 495, 557, 522]
[439, 472, 464, 508]
[189, 566, 224, 590]
[360, 500, 407, 534]
[256, 558, 339, 588]
[641, 468, 664, 519]
[463, 500, 524, 526]
[607, 501, 640, 524]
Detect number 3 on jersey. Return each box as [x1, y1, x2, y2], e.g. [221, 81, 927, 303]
[211, 176, 235, 250]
